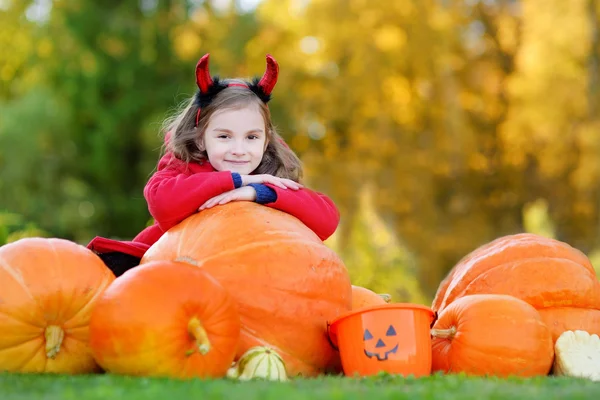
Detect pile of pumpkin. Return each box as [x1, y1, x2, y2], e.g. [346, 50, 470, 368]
[430, 232, 600, 380]
[0, 202, 384, 379]
[1, 201, 599, 380]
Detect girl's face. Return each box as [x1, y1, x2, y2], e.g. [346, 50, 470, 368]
[201, 104, 267, 175]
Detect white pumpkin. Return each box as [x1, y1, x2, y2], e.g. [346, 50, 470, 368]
[553, 330, 600, 381]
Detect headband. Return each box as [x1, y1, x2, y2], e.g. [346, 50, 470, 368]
[193, 53, 279, 127]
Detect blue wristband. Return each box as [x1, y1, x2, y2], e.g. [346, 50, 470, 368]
[231, 172, 242, 189]
[247, 183, 277, 204]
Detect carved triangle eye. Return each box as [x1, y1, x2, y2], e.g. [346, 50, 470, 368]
[386, 325, 397, 336]
[363, 329, 373, 340]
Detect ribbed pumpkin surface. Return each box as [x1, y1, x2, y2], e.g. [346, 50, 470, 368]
[0, 238, 114, 373]
[431, 294, 554, 377]
[432, 233, 600, 341]
[141, 202, 351, 377]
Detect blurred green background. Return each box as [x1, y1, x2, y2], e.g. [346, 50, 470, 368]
[2, 0, 600, 305]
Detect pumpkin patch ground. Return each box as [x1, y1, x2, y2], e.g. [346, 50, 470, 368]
[2, 372, 600, 400]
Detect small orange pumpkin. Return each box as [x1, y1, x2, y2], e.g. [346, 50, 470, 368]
[141, 202, 352, 377]
[0, 237, 115, 373]
[432, 233, 600, 341]
[351, 285, 391, 310]
[431, 294, 554, 377]
[89, 261, 240, 379]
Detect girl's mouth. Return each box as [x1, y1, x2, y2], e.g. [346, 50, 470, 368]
[226, 160, 250, 164]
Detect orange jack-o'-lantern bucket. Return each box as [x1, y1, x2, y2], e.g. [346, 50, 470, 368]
[327, 303, 435, 377]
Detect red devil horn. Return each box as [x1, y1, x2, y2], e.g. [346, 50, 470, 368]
[195, 53, 213, 93]
[257, 54, 279, 95]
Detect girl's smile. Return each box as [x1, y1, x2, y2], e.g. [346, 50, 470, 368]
[225, 160, 250, 164]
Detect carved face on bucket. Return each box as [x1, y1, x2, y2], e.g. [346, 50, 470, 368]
[363, 324, 399, 361]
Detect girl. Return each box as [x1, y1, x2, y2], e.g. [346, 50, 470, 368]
[88, 54, 340, 276]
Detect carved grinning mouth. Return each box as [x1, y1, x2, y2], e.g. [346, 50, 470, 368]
[363, 325, 399, 361]
[364, 343, 399, 361]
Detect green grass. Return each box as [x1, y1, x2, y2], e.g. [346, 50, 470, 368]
[1, 373, 600, 400]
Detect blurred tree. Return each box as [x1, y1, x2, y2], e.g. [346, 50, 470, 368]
[0, 211, 48, 246]
[251, 0, 527, 297]
[252, 0, 600, 299]
[500, 0, 600, 253]
[0, 1, 39, 99]
[0, 0, 263, 244]
[2, 0, 600, 303]
[326, 185, 428, 304]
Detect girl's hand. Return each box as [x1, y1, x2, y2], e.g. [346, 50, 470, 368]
[198, 187, 257, 211]
[241, 174, 303, 190]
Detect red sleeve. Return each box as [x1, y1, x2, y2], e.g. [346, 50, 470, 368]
[143, 153, 236, 232]
[263, 185, 340, 241]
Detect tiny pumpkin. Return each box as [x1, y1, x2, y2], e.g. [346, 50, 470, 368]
[351, 285, 391, 310]
[0, 238, 114, 373]
[431, 294, 554, 377]
[227, 346, 288, 382]
[89, 261, 240, 379]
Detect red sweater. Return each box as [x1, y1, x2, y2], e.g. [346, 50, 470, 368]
[87, 151, 340, 258]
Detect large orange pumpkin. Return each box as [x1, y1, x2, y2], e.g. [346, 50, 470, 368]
[432, 233, 600, 341]
[141, 202, 352, 377]
[351, 285, 391, 310]
[89, 261, 240, 379]
[0, 237, 114, 373]
[431, 294, 554, 377]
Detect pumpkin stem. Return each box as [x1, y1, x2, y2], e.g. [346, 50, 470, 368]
[379, 294, 392, 303]
[430, 326, 457, 340]
[45, 325, 64, 359]
[187, 316, 211, 356]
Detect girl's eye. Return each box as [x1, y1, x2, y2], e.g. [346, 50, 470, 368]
[217, 134, 229, 139]
[248, 135, 259, 140]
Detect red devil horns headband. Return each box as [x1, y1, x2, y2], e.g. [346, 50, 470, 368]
[193, 53, 279, 126]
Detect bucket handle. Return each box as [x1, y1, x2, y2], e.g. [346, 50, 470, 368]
[430, 311, 438, 329]
[326, 322, 339, 351]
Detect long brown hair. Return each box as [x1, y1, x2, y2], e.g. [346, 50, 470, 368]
[161, 84, 303, 182]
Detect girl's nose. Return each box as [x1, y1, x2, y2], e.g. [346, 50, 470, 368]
[231, 140, 247, 155]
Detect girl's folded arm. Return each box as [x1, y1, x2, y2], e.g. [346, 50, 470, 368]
[261, 185, 340, 241]
[143, 159, 237, 231]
